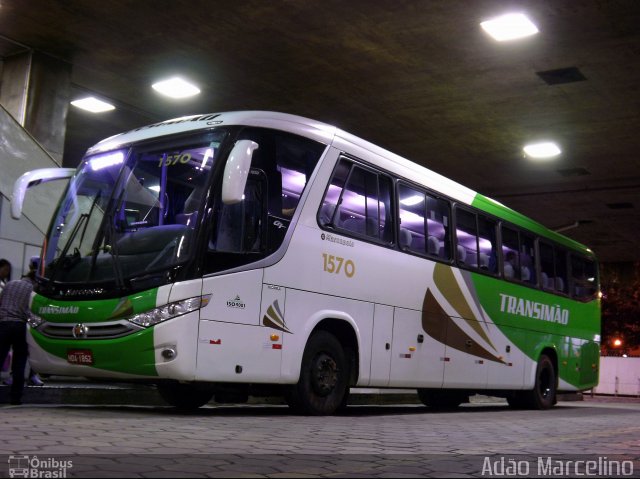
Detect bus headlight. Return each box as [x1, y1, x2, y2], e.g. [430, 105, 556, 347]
[128, 295, 211, 328]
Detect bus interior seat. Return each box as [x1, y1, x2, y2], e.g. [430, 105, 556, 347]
[342, 216, 379, 238]
[504, 262, 515, 279]
[343, 217, 365, 235]
[427, 236, 440, 256]
[365, 217, 379, 237]
[541, 272, 550, 289]
[176, 190, 200, 227]
[399, 228, 412, 249]
[319, 203, 338, 227]
[520, 266, 531, 282]
[479, 252, 489, 269]
[456, 245, 467, 264]
[555, 277, 565, 292]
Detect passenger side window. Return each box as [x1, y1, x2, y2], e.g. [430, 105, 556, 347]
[398, 184, 426, 252]
[397, 184, 451, 260]
[501, 227, 520, 280]
[501, 226, 536, 285]
[539, 242, 555, 291]
[455, 208, 497, 273]
[554, 249, 568, 294]
[571, 255, 598, 300]
[477, 215, 497, 273]
[539, 242, 568, 293]
[520, 233, 536, 286]
[427, 196, 451, 260]
[320, 159, 392, 243]
[456, 209, 477, 266]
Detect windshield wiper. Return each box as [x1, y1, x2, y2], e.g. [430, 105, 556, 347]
[49, 213, 89, 282]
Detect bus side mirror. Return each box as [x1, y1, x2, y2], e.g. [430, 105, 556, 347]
[12, 167, 75, 219]
[221, 140, 259, 205]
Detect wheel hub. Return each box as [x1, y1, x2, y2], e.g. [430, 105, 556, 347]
[310, 352, 339, 397]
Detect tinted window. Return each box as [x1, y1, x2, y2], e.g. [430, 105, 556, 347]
[456, 208, 497, 273]
[398, 184, 452, 259]
[501, 226, 536, 285]
[571, 255, 598, 300]
[539, 242, 568, 293]
[320, 160, 392, 243]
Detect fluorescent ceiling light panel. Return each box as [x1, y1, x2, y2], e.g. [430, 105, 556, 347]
[152, 77, 201, 98]
[70, 97, 115, 113]
[523, 142, 561, 159]
[400, 195, 424, 206]
[89, 151, 124, 171]
[481, 13, 539, 41]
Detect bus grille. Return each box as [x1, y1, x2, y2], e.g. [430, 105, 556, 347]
[38, 320, 143, 339]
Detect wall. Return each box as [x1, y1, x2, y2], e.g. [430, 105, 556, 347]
[0, 104, 67, 277]
[593, 356, 640, 396]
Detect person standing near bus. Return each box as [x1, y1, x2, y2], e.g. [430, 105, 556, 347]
[0, 259, 12, 379]
[0, 259, 11, 292]
[0, 273, 35, 405]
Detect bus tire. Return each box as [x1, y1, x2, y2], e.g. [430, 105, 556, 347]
[287, 330, 350, 416]
[417, 389, 468, 410]
[157, 383, 214, 410]
[524, 354, 557, 410]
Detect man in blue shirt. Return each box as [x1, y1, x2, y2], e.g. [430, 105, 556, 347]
[0, 277, 34, 405]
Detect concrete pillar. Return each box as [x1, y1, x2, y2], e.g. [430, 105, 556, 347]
[0, 51, 71, 275]
[0, 50, 71, 164]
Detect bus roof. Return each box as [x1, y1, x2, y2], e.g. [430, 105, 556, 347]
[87, 110, 593, 257]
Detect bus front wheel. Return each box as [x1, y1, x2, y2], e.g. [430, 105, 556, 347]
[157, 382, 214, 410]
[287, 330, 350, 416]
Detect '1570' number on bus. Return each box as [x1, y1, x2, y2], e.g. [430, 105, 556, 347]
[322, 254, 355, 278]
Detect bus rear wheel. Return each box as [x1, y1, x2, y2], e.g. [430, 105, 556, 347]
[287, 330, 350, 416]
[157, 382, 214, 410]
[417, 389, 468, 410]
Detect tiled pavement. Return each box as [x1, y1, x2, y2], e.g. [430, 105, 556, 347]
[0, 397, 639, 477]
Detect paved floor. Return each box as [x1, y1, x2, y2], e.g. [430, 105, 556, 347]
[0, 397, 639, 477]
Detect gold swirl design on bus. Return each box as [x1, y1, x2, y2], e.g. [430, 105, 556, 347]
[422, 264, 505, 364]
[262, 300, 291, 334]
[433, 263, 493, 347]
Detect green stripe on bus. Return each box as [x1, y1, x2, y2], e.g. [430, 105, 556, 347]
[30, 327, 158, 377]
[31, 288, 159, 324]
[471, 272, 600, 388]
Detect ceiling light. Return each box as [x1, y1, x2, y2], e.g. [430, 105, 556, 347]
[70, 97, 115, 113]
[400, 195, 424, 206]
[152, 77, 201, 98]
[523, 142, 561, 159]
[481, 13, 539, 42]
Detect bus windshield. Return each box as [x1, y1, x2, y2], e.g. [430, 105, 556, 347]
[41, 131, 227, 290]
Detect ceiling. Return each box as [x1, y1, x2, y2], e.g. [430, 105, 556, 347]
[0, 0, 639, 263]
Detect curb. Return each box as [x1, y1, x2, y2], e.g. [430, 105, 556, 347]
[0, 382, 583, 407]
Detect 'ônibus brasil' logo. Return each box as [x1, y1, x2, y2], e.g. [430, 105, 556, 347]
[499, 293, 569, 325]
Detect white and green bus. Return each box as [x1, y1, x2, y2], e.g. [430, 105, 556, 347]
[13, 111, 600, 415]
